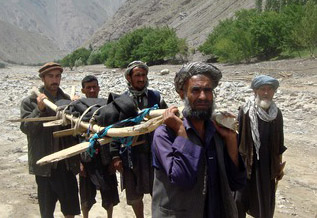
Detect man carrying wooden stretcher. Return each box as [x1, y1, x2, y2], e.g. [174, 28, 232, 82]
[79, 75, 119, 218]
[20, 62, 80, 218]
[111, 61, 167, 218]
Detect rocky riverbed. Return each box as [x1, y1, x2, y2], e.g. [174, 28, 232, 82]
[0, 58, 316, 217]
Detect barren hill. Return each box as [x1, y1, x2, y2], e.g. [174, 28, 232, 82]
[0, 20, 64, 64]
[84, 0, 255, 49]
[0, 0, 125, 64]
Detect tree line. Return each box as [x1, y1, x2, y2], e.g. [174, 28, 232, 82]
[199, 0, 317, 63]
[60, 27, 187, 69]
[60, 0, 317, 67]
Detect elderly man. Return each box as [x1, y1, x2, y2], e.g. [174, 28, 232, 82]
[79, 75, 119, 218]
[234, 75, 287, 218]
[111, 61, 167, 218]
[151, 62, 246, 218]
[20, 62, 80, 218]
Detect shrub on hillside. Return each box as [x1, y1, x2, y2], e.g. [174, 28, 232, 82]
[60, 48, 91, 69]
[199, 2, 317, 63]
[199, 10, 257, 63]
[105, 27, 188, 68]
[291, 1, 317, 57]
[87, 50, 102, 65]
[250, 11, 287, 60]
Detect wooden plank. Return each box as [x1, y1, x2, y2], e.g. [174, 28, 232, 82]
[43, 119, 65, 127]
[37, 138, 111, 165]
[8, 116, 57, 122]
[53, 128, 76, 138]
[37, 115, 164, 165]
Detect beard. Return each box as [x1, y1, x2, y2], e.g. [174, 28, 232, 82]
[182, 96, 214, 120]
[255, 95, 272, 110]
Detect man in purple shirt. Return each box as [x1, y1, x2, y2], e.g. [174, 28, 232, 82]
[152, 62, 246, 218]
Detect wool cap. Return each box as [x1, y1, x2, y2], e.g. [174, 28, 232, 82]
[124, 61, 149, 80]
[174, 62, 222, 93]
[251, 75, 279, 90]
[38, 62, 63, 77]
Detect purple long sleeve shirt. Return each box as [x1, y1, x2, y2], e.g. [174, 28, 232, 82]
[152, 118, 246, 218]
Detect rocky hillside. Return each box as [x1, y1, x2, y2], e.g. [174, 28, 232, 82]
[0, 20, 64, 64]
[0, 0, 125, 64]
[85, 0, 255, 49]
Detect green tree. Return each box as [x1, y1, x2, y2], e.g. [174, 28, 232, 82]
[87, 50, 102, 65]
[135, 27, 187, 65]
[199, 10, 257, 63]
[249, 11, 287, 59]
[60, 54, 74, 70]
[105, 27, 188, 68]
[292, 1, 317, 57]
[60, 47, 91, 68]
[280, 3, 305, 54]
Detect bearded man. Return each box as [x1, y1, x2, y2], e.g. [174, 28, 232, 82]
[151, 62, 246, 218]
[111, 61, 167, 218]
[234, 75, 287, 218]
[20, 62, 80, 218]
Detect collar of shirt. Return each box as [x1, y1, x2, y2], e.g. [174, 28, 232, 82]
[183, 118, 216, 146]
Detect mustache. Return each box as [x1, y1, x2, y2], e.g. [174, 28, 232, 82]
[51, 83, 59, 86]
[194, 99, 211, 104]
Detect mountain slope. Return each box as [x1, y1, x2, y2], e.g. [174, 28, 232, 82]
[0, 0, 126, 52]
[85, 0, 255, 49]
[0, 20, 65, 64]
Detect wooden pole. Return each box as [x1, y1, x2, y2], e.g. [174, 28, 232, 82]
[37, 115, 163, 165]
[32, 87, 169, 135]
[31, 86, 166, 165]
[7, 116, 57, 122]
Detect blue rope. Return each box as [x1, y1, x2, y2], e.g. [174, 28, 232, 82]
[87, 104, 159, 157]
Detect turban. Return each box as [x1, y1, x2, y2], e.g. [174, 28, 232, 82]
[39, 62, 63, 77]
[251, 75, 279, 90]
[174, 62, 222, 93]
[124, 61, 149, 80]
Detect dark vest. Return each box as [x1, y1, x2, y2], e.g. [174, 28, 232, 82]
[238, 108, 285, 179]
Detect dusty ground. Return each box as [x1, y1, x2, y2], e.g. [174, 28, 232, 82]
[0, 58, 316, 217]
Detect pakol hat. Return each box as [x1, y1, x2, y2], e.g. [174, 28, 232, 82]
[38, 62, 63, 77]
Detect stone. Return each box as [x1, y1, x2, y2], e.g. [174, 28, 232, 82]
[160, 69, 170, 75]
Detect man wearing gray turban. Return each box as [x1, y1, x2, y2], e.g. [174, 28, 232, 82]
[152, 62, 246, 218]
[235, 75, 287, 218]
[111, 60, 167, 218]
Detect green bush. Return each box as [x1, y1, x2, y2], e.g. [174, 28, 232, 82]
[134, 27, 188, 65]
[199, 1, 317, 63]
[105, 27, 188, 68]
[87, 50, 102, 65]
[291, 1, 317, 57]
[199, 10, 256, 63]
[60, 27, 187, 68]
[60, 47, 91, 69]
[250, 11, 287, 59]
[0, 62, 5, 68]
